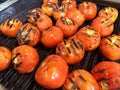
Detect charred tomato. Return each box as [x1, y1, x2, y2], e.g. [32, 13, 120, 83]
[12, 45, 39, 73]
[35, 54, 68, 89]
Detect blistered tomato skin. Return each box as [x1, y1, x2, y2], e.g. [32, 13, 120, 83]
[35, 54, 68, 89]
[98, 7, 118, 23]
[100, 34, 120, 60]
[41, 26, 64, 48]
[12, 45, 39, 73]
[78, 1, 97, 20]
[91, 61, 120, 90]
[0, 18, 23, 37]
[56, 37, 85, 65]
[0, 46, 11, 71]
[66, 8, 85, 27]
[43, 0, 58, 4]
[63, 69, 99, 90]
[75, 25, 101, 51]
[91, 17, 114, 37]
[16, 23, 40, 47]
[56, 17, 79, 37]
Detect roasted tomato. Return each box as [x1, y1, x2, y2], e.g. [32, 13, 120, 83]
[78, 1, 97, 20]
[41, 2, 58, 16]
[35, 54, 68, 89]
[91, 17, 114, 37]
[0, 46, 11, 71]
[43, 0, 58, 4]
[41, 26, 64, 48]
[98, 7, 118, 23]
[100, 34, 120, 60]
[0, 18, 23, 37]
[17, 23, 40, 47]
[56, 37, 85, 65]
[52, 5, 68, 21]
[12, 45, 39, 73]
[56, 17, 79, 37]
[66, 8, 85, 26]
[91, 61, 120, 90]
[63, 69, 99, 90]
[75, 25, 101, 51]
[61, 0, 76, 9]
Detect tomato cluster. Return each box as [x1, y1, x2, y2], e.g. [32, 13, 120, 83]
[0, 0, 120, 90]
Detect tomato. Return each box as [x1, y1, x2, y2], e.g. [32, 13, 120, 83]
[100, 34, 120, 60]
[42, 2, 58, 16]
[16, 23, 40, 47]
[12, 45, 39, 73]
[0, 18, 23, 37]
[0, 46, 11, 71]
[66, 8, 85, 26]
[43, 0, 58, 4]
[91, 16, 114, 37]
[91, 61, 120, 90]
[78, 1, 97, 20]
[52, 5, 68, 21]
[56, 37, 85, 65]
[61, 0, 76, 10]
[63, 69, 99, 90]
[36, 14, 53, 32]
[75, 25, 101, 51]
[56, 17, 79, 37]
[98, 7, 118, 23]
[41, 26, 64, 48]
[35, 54, 68, 89]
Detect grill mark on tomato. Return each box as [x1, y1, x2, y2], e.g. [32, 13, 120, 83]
[92, 69, 106, 73]
[61, 17, 68, 25]
[67, 47, 71, 53]
[63, 39, 67, 44]
[71, 19, 75, 25]
[71, 38, 79, 48]
[106, 38, 120, 48]
[2, 20, 6, 25]
[101, 19, 108, 24]
[78, 75, 87, 82]
[16, 19, 19, 22]
[77, 41, 83, 49]
[107, 23, 113, 27]
[70, 44, 77, 54]
[68, 77, 80, 90]
[7, 19, 11, 26]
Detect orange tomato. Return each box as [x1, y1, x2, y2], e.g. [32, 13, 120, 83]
[43, 0, 58, 4]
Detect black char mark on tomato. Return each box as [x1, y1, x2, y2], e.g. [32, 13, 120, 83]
[6, 19, 19, 28]
[60, 17, 75, 25]
[12, 53, 22, 68]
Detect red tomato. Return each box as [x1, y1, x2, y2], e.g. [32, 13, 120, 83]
[12, 45, 39, 73]
[42, 2, 58, 16]
[100, 34, 120, 60]
[91, 17, 114, 37]
[98, 7, 118, 23]
[75, 25, 101, 51]
[0, 18, 23, 37]
[66, 8, 85, 26]
[43, 0, 58, 4]
[41, 26, 64, 48]
[0, 46, 11, 71]
[61, 0, 76, 9]
[78, 1, 97, 20]
[56, 37, 85, 65]
[35, 54, 68, 89]
[17, 23, 41, 47]
[56, 17, 79, 37]
[63, 69, 99, 90]
[91, 61, 120, 90]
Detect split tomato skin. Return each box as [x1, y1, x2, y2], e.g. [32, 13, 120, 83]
[91, 61, 120, 90]
[75, 25, 101, 51]
[41, 26, 64, 48]
[0, 18, 23, 37]
[0, 46, 11, 71]
[100, 34, 120, 60]
[63, 69, 99, 90]
[35, 54, 68, 89]
[12, 45, 39, 73]
[78, 1, 97, 20]
[91, 17, 114, 37]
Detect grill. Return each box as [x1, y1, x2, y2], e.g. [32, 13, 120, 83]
[0, 0, 120, 90]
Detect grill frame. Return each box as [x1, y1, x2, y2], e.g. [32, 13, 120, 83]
[0, 0, 120, 90]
